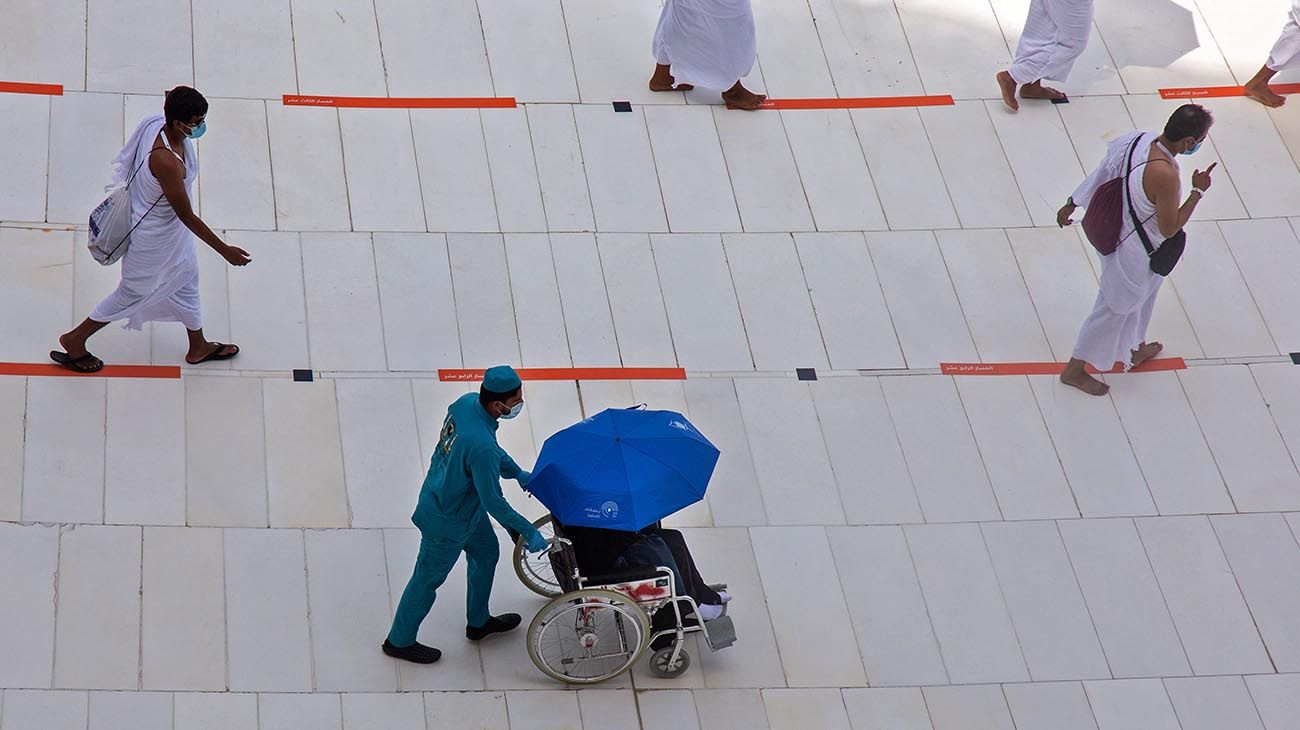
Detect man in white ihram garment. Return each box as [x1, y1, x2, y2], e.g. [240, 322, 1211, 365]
[996, 0, 1094, 111]
[51, 86, 251, 373]
[1244, 0, 1300, 107]
[1054, 104, 1215, 395]
[649, 0, 767, 110]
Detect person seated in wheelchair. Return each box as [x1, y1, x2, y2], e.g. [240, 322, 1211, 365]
[558, 519, 731, 623]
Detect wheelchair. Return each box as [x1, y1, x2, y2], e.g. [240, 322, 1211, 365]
[512, 515, 738, 684]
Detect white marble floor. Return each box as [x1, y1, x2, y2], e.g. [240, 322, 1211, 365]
[3, 1, 1300, 728]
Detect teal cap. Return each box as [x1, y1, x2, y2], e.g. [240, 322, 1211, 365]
[482, 365, 522, 394]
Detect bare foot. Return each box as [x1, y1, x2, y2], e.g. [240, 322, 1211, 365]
[58, 332, 88, 360]
[1060, 369, 1110, 396]
[1244, 80, 1286, 108]
[996, 70, 1019, 111]
[1129, 341, 1163, 369]
[722, 82, 766, 110]
[649, 64, 693, 92]
[1060, 358, 1110, 396]
[1019, 80, 1066, 101]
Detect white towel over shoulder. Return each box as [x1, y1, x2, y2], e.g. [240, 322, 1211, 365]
[652, 0, 757, 90]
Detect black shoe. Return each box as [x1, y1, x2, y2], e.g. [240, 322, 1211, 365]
[382, 639, 441, 664]
[466, 613, 522, 641]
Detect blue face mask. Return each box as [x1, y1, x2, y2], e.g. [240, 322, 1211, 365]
[184, 120, 207, 140]
[501, 401, 524, 420]
[1181, 139, 1202, 156]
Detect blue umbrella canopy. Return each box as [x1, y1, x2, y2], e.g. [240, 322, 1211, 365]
[526, 407, 720, 531]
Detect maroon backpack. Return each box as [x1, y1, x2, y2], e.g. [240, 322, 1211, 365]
[1081, 135, 1144, 256]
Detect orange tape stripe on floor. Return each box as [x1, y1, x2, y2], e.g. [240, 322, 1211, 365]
[283, 94, 517, 109]
[1159, 84, 1300, 99]
[757, 95, 954, 110]
[440, 367, 687, 382]
[0, 363, 180, 379]
[940, 358, 1187, 376]
[0, 81, 63, 95]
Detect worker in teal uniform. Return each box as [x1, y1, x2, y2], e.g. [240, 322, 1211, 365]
[382, 365, 549, 664]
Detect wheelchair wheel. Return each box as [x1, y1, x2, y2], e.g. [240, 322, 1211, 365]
[513, 515, 562, 597]
[527, 589, 652, 684]
[648, 645, 692, 678]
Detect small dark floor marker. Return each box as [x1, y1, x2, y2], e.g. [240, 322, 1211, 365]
[613, 101, 633, 112]
[1291, 352, 1300, 365]
[796, 368, 818, 381]
[1051, 96, 1070, 104]
[293, 369, 313, 382]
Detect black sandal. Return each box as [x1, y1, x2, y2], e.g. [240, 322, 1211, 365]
[50, 350, 104, 373]
[186, 342, 239, 365]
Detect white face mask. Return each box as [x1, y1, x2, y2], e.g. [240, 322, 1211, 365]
[501, 401, 524, 420]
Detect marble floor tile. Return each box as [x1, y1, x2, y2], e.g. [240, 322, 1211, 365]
[374, 0, 495, 97]
[881, 376, 1001, 523]
[1, 690, 88, 730]
[1058, 519, 1190, 678]
[955, 377, 1077, 520]
[1179, 365, 1300, 512]
[982, 521, 1110, 681]
[905, 524, 1029, 683]
[263, 380, 350, 528]
[643, 105, 740, 233]
[103, 379, 185, 526]
[922, 684, 1015, 730]
[1084, 679, 1181, 730]
[140, 527, 225, 691]
[723, 233, 829, 371]
[752, 526, 867, 687]
[794, 232, 904, 370]
[735, 380, 844, 525]
[762, 688, 851, 730]
[225, 231, 310, 372]
[0, 524, 58, 688]
[813, 378, 923, 525]
[54, 525, 141, 690]
[828, 526, 947, 687]
[185, 376, 267, 527]
[0, 94, 50, 223]
[23, 377, 105, 524]
[305, 529, 398, 692]
[301, 233, 389, 372]
[288, 0, 387, 97]
[1212, 514, 1300, 672]
[192, 0, 296, 98]
[841, 687, 934, 730]
[1164, 676, 1267, 730]
[224, 528, 312, 692]
[1002, 681, 1100, 730]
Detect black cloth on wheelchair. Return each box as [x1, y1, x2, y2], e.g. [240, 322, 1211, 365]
[582, 565, 667, 586]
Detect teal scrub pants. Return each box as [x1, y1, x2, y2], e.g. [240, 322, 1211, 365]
[387, 512, 499, 647]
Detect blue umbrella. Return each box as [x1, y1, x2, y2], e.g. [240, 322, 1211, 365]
[526, 407, 720, 531]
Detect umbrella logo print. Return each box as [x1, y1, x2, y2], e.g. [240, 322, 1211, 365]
[601, 501, 620, 519]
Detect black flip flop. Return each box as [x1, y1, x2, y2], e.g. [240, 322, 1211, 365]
[186, 342, 240, 365]
[49, 350, 104, 374]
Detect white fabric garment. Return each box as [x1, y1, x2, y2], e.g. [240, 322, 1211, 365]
[652, 0, 756, 90]
[1070, 131, 1177, 371]
[1008, 0, 1095, 85]
[1266, 0, 1300, 71]
[90, 115, 202, 331]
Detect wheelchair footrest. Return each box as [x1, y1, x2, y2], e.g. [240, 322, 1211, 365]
[704, 615, 737, 651]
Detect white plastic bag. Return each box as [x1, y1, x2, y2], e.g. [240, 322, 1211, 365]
[87, 182, 134, 265]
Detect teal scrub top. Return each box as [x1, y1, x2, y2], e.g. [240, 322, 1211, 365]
[412, 392, 536, 541]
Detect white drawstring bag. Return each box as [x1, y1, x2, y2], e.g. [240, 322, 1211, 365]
[87, 147, 162, 265]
